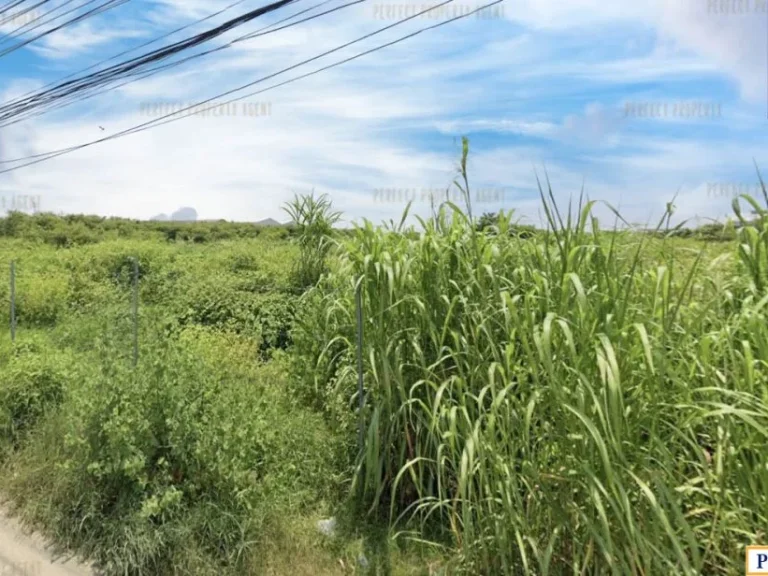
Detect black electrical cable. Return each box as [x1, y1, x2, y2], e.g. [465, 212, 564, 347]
[0, 0, 130, 58]
[0, 0, 299, 116]
[0, 0, 93, 45]
[0, 0, 51, 27]
[0, 0, 503, 175]
[0, 0, 359, 128]
[0, 0, 252, 111]
[0, 0, 35, 19]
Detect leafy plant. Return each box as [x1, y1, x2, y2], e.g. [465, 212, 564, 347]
[282, 192, 341, 291]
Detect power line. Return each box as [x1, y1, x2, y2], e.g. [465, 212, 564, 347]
[0, 0, 367, 127]
[0, 0, 37, 20]
[0, 0, 97, 46]
[0, 0, 354, 127]
[0, 0, 131, 58]
[0, 0, 252, 109]
[0, 0, 503, 175]
[0, 0, 300, 120]
[4, 0, 461, 154]
[0, 0, 336, 119]
[0, 0, 52, 27]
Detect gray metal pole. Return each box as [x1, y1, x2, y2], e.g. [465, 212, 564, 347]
[356, 279, 365, 450]
[10, 261, 16, 343]
[132, 258, 138, 367]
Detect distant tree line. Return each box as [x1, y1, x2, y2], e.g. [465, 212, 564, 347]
[0, 209, 754, 248]
[0, 211, 297, 247]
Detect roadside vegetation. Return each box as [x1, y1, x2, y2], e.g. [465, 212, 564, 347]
[0, 145, 765, 574]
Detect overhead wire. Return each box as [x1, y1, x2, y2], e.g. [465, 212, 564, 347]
[0, 0, 300, 119]
[0, 0, 51, 27]
[0, 0, 252, 109]
[0, 0, 100, 46]
[0, 0, 131, 58]
[4, 0, 363, 127]
[0, 0, 37, 20]
[0, 0, 503, 175]
[0, 0, 352, 127]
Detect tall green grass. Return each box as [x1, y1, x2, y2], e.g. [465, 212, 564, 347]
[282, 192, 341, 291]
[294, 151, 768, 574]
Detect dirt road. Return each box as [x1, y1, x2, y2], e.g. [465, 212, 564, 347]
[0, 508, 95, 576]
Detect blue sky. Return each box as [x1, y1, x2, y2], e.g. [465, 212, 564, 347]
[0, 0, 766, 226]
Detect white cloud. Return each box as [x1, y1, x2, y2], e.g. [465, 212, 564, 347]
[501, 0, 766, 104]
[28, 21, 146, 60]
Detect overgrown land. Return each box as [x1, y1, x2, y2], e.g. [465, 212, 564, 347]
[0, 151, 766, 575]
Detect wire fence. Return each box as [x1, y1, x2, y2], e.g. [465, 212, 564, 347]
[5, 258, 369, 452]
[9, 261, 15, 343]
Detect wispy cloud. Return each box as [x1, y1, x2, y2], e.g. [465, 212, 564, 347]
[28, 22, 147, 60]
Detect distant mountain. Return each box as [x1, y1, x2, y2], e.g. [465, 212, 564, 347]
[150, 214, 292, 225]
[254, 218, 281, 226]
[171, 207, 197, 221]
[150, 207, 198, 222]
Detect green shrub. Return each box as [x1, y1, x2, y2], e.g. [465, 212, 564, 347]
[2, 326, 340, 575]
[14, 273, 69, 326]
[0, 353, 71, 449]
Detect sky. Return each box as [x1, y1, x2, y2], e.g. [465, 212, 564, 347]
[0, 0, 766, 228]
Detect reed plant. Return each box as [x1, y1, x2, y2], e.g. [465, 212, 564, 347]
[293, 145, 768, 574]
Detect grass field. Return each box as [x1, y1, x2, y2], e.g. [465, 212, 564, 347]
[0, 163, 766, 574]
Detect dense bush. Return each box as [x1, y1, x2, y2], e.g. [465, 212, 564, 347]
[2, 324, 341, 575]
[0, 350, 71, 450]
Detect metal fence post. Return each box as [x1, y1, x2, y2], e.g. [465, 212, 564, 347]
[10, 260, 16, 343]
[356, 278, 365, 451]
[132, 257, 139, 367]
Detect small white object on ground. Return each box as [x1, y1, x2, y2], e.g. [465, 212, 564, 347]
[316, 517, 337, 537]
